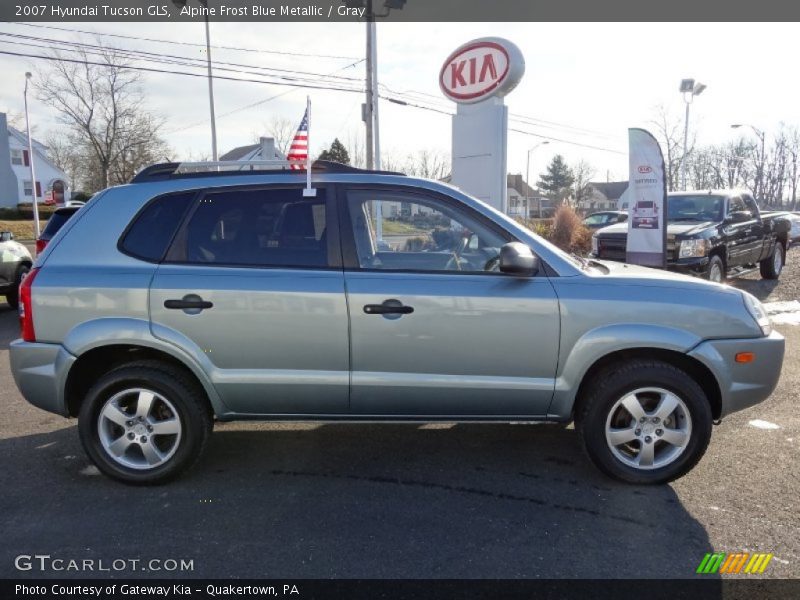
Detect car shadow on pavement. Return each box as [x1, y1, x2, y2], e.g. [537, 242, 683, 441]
[0, 422, 721, 586]
[731, 277, 779, 302]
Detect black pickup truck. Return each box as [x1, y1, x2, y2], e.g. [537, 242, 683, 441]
[591, 190, 791, 283]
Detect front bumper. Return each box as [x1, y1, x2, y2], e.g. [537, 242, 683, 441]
[688, 330, 785, 418]
[9, 340, 76, 417]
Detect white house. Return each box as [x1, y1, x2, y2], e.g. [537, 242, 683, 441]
[0, 112, 69, 209]
[578, 181, 629, 212]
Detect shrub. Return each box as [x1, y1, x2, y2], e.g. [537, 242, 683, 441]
[550, 205, 581, 251]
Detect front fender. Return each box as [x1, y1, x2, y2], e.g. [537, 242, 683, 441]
[63, 317, 229, 416]
[547, 323, 703, 419]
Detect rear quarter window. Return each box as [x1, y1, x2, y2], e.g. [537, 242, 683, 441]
[41, 210, 74, 238]
[120, 191, 196, 261]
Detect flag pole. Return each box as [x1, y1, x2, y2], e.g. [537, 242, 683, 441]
[303, 95, 316, 197]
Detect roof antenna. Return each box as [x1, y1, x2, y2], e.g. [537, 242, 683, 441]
[303, 96, 316, 198]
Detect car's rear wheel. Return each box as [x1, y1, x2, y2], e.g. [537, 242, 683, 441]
[576, 359, 712, 484]
[760, 243, 784, 280]
[706, 255, 725, 284]
[78, 361, 212, 485]
[5, 264, 30, 309]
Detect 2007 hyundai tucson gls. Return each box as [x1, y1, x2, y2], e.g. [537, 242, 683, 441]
[9, 161, 784, 485]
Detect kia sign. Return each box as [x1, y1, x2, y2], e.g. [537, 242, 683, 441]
[439, 37, 525, 104]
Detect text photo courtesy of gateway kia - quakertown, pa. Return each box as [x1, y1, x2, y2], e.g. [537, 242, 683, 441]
[0, 1, 799, 599]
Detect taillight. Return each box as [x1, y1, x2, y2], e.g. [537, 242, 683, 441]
[19, 267, 39, 342]
[35, 238, 47, 254]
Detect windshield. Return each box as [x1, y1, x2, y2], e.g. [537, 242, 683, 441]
[668, 195, 724, 222]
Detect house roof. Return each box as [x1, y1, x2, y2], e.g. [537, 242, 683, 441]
[8, 126, 48, 154]
[506, 173, 547, 197]
[588, 180, 629, 201]
[219, 143, 260, 161]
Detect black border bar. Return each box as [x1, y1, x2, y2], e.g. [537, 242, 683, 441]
[4, 0, 800, 22]
[4, 579, 800, 600]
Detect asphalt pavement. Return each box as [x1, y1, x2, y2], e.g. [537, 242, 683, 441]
[0, 273, 798, 580]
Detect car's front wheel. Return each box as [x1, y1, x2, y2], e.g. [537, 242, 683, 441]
[78, 361, 212, 485]
[576, 359, 712, 484]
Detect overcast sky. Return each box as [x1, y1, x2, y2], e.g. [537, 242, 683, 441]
[0, 21, 798, 184]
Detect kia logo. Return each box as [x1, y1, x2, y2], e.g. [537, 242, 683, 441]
[638, 166, 653, 174]
[439, 41, 511, 103]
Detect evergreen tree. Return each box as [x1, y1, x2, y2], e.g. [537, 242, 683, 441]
[318, 138, 351, 165]
[538, 154, 575, 201]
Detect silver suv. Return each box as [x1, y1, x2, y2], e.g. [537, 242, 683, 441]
[9, 161, 784, 485]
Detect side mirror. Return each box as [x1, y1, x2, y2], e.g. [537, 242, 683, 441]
[727, 210, 752, 223]
[499, 242, 540, 276]
[0, 231, 13, 242]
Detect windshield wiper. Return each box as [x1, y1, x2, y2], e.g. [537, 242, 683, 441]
[670, 217, 703, 222]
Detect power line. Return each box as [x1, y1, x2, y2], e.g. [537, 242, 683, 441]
[11, 21, 361, 61]
[382, 95, 626, 154]
[0, 47, 367, 94]
[0, 31, 365, 85]
[166, 59, 364, 134]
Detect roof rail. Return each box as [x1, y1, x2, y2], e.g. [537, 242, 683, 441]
[130, 159, 405, 183]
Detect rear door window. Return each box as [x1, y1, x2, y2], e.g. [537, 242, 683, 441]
[169, 187, 330, 268]
[120, 191, 196, 261]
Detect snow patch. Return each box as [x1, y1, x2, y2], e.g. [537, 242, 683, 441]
[748, 419, 780, 430]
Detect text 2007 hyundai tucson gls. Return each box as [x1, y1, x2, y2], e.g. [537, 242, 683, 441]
[9, 161, 784, 485]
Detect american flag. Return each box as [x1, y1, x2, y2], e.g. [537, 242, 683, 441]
[287, 108, 309, 170]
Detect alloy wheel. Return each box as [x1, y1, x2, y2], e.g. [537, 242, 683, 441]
[97, 388, 182, 470]
[604, 387, 692, 470]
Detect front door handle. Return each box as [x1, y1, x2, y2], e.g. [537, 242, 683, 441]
[363, 299, 414, 315]
[164, 295, 213, 312]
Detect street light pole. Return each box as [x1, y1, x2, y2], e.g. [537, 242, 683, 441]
[173, 0, 217, 160]
[23, 72, 40, 241]
[679, 79, 706, 191]
[203, 5, 218, 161]
[525, 141, 549, 219]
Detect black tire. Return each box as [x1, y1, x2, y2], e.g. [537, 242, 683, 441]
[576, 359, 713, 484]
[705, 255, 725, 284]
[760, 243, 785, 280]
[5, 263, 30, 310]
[78, 360, 212, 485]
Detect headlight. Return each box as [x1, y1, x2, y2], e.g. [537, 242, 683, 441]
[742, 292, 772, 336]
[591, 235, 598, 255]
[678, 238, 711, 258]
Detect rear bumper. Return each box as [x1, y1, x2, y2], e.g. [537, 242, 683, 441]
[9, 340, 76, 417]
[688, 330, 785, 418]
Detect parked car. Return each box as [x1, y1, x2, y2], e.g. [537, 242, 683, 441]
[36, 205, 82, 254]
[582, 211, 628, 230]
[592, 191, 791, 283]
[10, 162, 784, 485]
[0, 231, 33, 309]
[631, 200, 659, 229]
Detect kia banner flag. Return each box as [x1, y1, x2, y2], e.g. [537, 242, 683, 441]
[626, 128, 668, 267]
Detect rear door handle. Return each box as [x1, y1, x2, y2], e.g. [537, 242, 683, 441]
[363, 299, 414, 315]
[164, 296, 213, 311]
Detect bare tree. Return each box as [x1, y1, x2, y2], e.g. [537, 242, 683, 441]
[571, 159, 596, 207]
[44, 132, 84, 192]
[35, 43, 168, 190]
[650, 104, 695, 191]
[786, 126, 800, 210]
[254, 116, 296, 155]
[408, 149, 450, 180]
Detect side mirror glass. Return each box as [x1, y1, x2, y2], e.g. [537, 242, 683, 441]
[499, 242, 539, 276]
[0, 231, 13, 242]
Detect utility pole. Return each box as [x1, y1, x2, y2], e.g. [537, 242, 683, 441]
[24, 72, 40, 240]
[364, 0, 374, 170]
